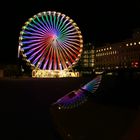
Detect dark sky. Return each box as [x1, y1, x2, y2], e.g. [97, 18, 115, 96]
[1, 0, 140, 64]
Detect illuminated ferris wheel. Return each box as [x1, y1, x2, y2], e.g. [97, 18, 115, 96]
[18, 11, 83, 71]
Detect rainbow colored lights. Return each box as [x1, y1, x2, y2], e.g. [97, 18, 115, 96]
[52, 75, 102, 109]
[81, 75, 102, 94]
[18, 11, 83, 70]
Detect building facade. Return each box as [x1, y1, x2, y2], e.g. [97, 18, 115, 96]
[75, 30, 140, 75]
[95, 36, 140, 71]
[74, 43, 95, 75]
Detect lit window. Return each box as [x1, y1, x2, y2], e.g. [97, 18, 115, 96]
[96, 50, 98, 52]
[124, 66, 127, 68]
[104, 48, 106, 51]
[101, 49, 103, 51]
[139, 42, 140, 44]
[110, 47, 112, 49]
[134, 42, 136, 45]
[84, 64, 88, 67]
[107, 48, 109, 50]
[126, 44, 129, 46]
[130, 43, 132, 46]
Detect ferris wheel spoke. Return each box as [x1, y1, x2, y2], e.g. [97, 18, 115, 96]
[57, 42, 74, 66]
[27, 48, 43, 61]
[53, 43, 62, 70]
[55, 14, 61, 32]
[57, 45, 68, 69]
[57, 14, 65, 32]
[62, 41, 81, 51]
[36, 16, 53, 34]
[52, 47, 57, 70]
[52, 12, 57, 32]
[27, 40, 47, 56]
[27, 23, 47, 36]
[31, 19, 49, 35]
[63, 34, 80, 39]
[62, 30, 78, 36]
[59, 18, 73, 32]
[23, 30, 44, 37]
[38, 43, 54, 69]
[59, 42, 76, 63]
[61, 41, 80, 57]
[43, 48, 52, 69]
[65, 38, 82, 42]
[58, 17, 69, 32]
[64, 39, 82, 47]
[27, 23, 47, 35]
[22, 35, 44, 40]
[48, 47, 54, 70]
[32, 45, 48, 65]
[43, 46, 52, 69]
[22, 40, 45, 50]
[49, 14, 54, 30]
[41, 16, 52, 33]
[45, 14, 54, 33]
[61, 32, 78, 40]
[25, 42, 46, 55]
[22, 39, 42, 45]
[24, 27, 46, 36]
[63, 45, 79, 58]
[61, 24, 74, 34]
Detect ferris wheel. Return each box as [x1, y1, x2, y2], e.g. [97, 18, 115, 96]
[18, 11, 83, 70]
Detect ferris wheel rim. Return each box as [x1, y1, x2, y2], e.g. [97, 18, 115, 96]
[18, 11, 83, 70]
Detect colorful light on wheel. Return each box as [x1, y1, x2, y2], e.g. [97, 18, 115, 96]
[18, 11, 83, 70]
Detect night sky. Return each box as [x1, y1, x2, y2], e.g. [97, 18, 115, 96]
[1, 0, 140, 64]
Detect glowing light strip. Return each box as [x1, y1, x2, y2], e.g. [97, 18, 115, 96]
[52, 75, 102, 109]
